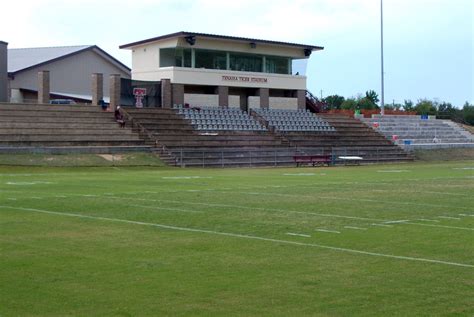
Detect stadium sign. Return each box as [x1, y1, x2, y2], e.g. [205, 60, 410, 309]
[221, 75, 268, 84]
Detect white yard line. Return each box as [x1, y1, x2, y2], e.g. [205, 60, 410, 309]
[344, 226, 367, 231]
[404, 222, 474, 231]
[437, 216, 461, 220]
[286, 232, 311, 238]
[2, 205, 473, 269]
[417, 219, 440, 222]
[384, 220, 410, 224]
[371, 223, 393, 228]
[314, 229, 340, 234]
[459, 214, 474, 217]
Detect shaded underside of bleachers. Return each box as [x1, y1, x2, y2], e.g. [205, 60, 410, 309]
[0, 103, 151, 154]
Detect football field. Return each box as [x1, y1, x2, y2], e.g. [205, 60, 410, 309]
[1, 162, 473, 316]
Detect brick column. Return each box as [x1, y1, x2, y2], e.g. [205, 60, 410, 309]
[258, 88, 269, 109]
[38, 71, 50, 104]
[0, 41, 7, 103]
[172, 83, 184, 106]
[109, 74, 121, 109]
[297, 90, 306, 110]
[91, 73, 103, 106]
[161, 79, 172, 108]
[217, 86, 229, 108]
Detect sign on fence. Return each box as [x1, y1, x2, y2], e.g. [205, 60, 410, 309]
[133, 88, 147, 108]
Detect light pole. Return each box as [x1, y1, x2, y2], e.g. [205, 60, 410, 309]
[380, 0, 385, 115]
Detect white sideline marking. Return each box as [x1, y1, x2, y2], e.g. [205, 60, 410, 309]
[6, 181, 53, 185]
[54, 195, 67, 198]
[128, 204, 202, 214]
[377, 170, 410, 173]
[162, 176, 213, 179]
[286, 232, 311, 238]
[7, 198, 17, 201]
[371, 223, 393, 228]
[417, 219, 440, 223]
[30, 197, 42, 200]
[314, 228, 340, 234]
[344, 226, 367, 231]
[453, 167, 474, 170]
[283, 173, 316, 176]
[2, 205, 472, 269]
[405, 223, 474, 231]
[437, 216, 461, 220]
[384, 220, 410, 224]
[459, 214, 474, 217]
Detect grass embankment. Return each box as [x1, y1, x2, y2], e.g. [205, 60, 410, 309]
[0, 152, 166, 167]
[414, 147, 474, 161]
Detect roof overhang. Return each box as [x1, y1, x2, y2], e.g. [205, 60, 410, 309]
[119, 31, 324, 52]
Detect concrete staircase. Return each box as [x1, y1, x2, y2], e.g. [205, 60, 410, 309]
[361, 115, 474, 149]
[0, 103, 151, 154]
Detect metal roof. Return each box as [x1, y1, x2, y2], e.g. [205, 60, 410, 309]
[120, 31, 324, 51]
[8, 45, 130, 74]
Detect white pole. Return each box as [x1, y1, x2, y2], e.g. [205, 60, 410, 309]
[380, 0, 385, 115]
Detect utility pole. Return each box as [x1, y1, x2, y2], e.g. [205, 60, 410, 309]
[380, 0, 385, 115]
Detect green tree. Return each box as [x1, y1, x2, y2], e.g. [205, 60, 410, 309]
[357, 97, 378, 110]
[341, 98, 358, 110]
[365, 90, 380, 105]
[462, 102, 474, 125]
[437, 102, 458, 120]
[323, 95, 345, 110]
[415, 99, 437, 115]
[403, 100, 414, 112]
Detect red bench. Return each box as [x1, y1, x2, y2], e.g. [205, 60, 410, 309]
[293, 155, 332, 167]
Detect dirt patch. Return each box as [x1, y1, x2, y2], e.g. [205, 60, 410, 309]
[98, 154, 124, 162]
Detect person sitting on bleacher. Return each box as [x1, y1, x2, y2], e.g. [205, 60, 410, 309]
[114, 106, 126, 128]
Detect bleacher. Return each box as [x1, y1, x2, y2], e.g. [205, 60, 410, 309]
[123, 106, 413, 166]
[253, 108, 335, 132]
[361, 115, 474, 148]
[289, 114, 413, 163]
[176, 105, 265, 131]
[124, 107, 294, 167]
[0, 103, 151, 154]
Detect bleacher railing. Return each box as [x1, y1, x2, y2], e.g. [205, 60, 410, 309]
[174, 147, 395, 168]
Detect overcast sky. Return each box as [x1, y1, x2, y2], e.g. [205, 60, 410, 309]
[1, 0, 472, 106]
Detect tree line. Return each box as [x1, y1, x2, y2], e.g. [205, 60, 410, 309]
[322, 90, 474, 125]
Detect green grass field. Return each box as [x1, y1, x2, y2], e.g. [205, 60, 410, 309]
[1, 161, 473, 316]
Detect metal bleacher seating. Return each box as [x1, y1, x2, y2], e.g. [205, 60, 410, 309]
[253, 108, 336, 132]
[173, 104, 266, 131]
